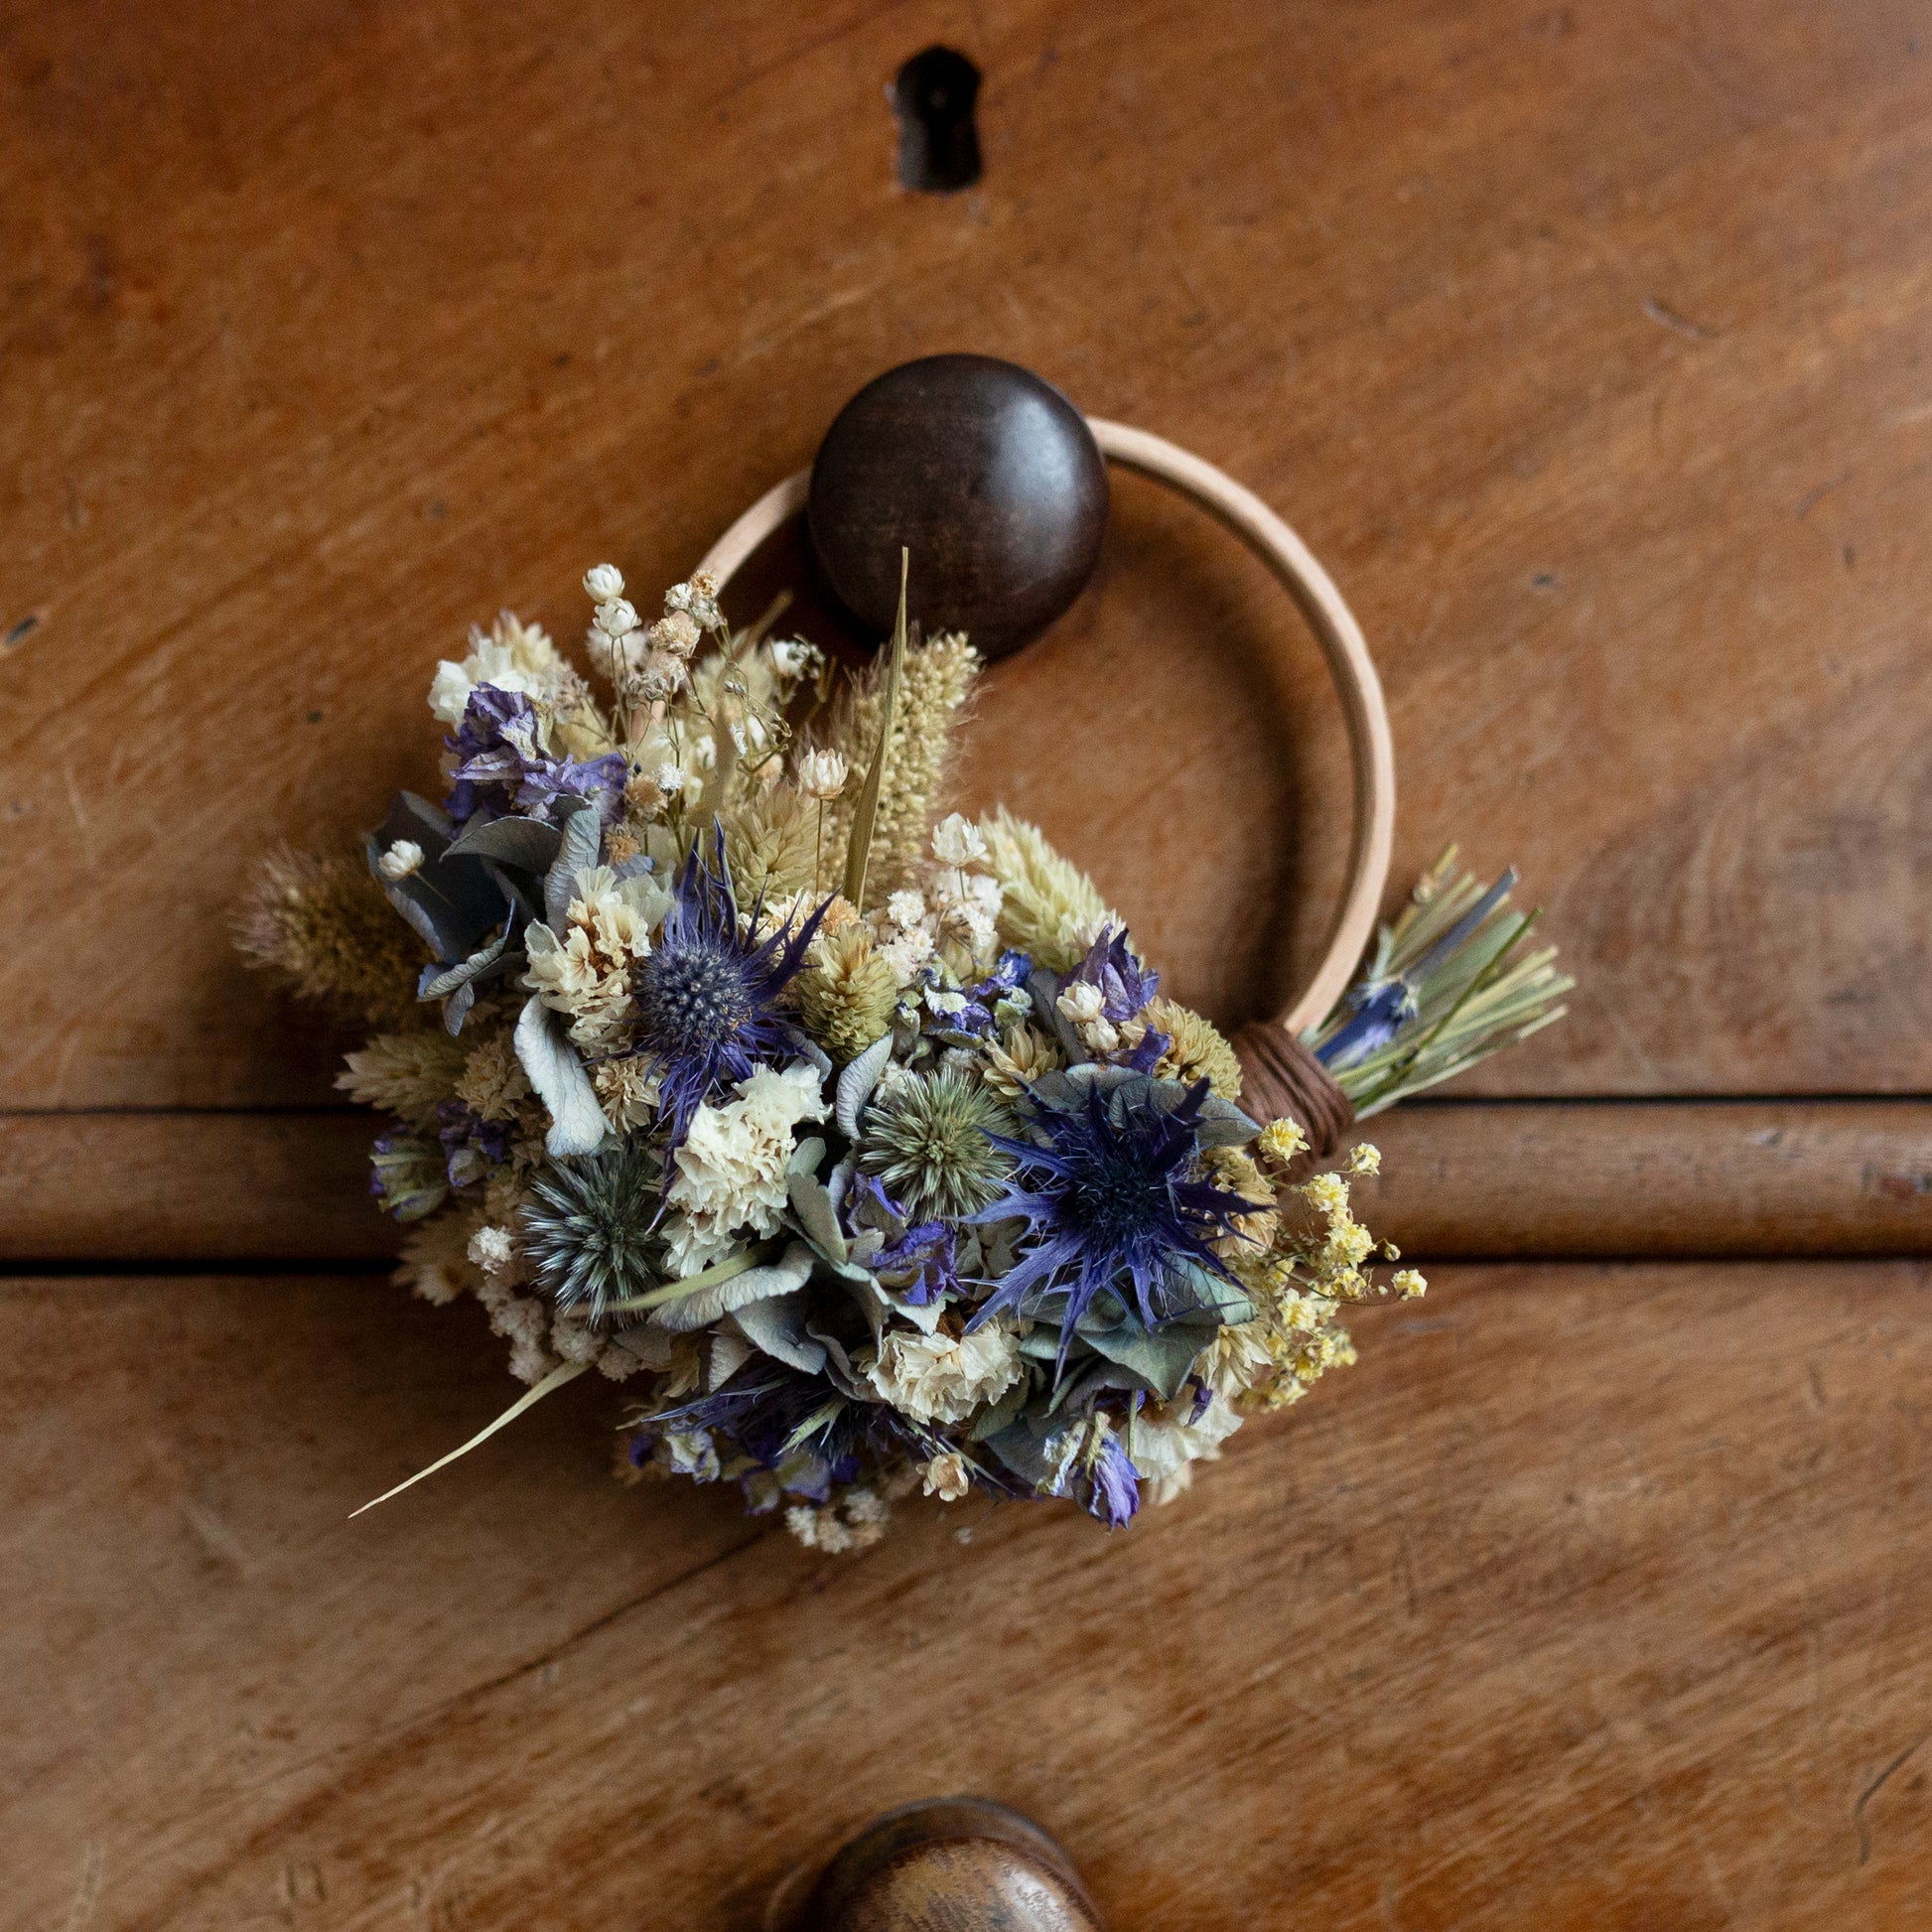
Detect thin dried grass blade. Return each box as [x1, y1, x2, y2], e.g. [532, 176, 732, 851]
[349, 1358, 589, 1518]
[842, 548, 908, 910]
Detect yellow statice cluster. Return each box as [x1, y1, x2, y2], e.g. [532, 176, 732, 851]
[1212, 1128, 1426, 1414]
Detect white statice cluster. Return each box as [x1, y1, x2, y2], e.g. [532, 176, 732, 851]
[662, 1062, 830, 1275]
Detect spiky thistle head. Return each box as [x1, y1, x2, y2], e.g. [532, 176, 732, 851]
[626, 826, 827, 1150]
[521, 1140, 663, 1323]
[860, 1064, 1016, 1222]
[967, 1073, 1256, 1372]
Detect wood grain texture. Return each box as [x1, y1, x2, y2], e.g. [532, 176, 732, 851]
[3, 0, 1931, 1107]
[7, 1101, 1929, 1263]
[6, 1262, 1928, 1929]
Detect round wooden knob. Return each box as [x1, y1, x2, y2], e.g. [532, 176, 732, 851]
[807, 354, 1109, 660]
[774, 1798, 1105, 1932]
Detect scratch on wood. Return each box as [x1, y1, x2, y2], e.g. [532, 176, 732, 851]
[1794, 471, 1854, 519]
[1855, 1731, 1926, 1863]
[1642, 297, 1715, 341]
[64, 1840, 103, 1932]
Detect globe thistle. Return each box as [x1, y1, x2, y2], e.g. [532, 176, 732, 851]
[521, 1140, 663, 1323]
[627, 828, 827, 1150]
[967, 1075, 1257, 1373]
[860, 1064, 1015, 1222]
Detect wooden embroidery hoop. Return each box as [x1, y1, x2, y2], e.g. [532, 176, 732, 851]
[697, 419, 1396, 1150]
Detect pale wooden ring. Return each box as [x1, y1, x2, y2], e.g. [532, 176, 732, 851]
[696, 421, 1395, 1037]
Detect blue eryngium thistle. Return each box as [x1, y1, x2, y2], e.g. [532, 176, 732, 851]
[968, 1076, 1254, 1371]
[626, 828, 827, 1151]
[522, 1140, 662, 1323]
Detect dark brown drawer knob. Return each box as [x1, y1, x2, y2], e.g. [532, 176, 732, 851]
[808, 353, 1109, 660]
[780, 1797, 1106, 1931]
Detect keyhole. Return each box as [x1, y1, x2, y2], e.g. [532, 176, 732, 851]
[892, 46, 982, 194]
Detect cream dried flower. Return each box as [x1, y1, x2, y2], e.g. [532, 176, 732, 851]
[798, 925, 901, 1061]
[796, 748, 849, 800]
[1256, 1116, 1310, 1173]
[467, 1225, 516, 1276]
[982, 1021, 1063, 1102]
[376, 838, 424, 882]
[337, 1030, 469, 1131]
[921, 1451, 971, 1502]
[1148, 997, 1244, 1102]
[662, 1061, 829, 1275]
[1130, 1392, 1244, 1503]
[930, 811, 988, 868]
[976, 807, 1113, 972]
[583, 563, 624, 603]
[866, 1321, 1024, 1427]
[429, 612, 568, 724]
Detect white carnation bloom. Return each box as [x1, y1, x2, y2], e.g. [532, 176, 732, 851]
[1130, 1393, 1245, 1505]
[867, 1321, 1023, 1426]
[662, 1062, 829, 1276]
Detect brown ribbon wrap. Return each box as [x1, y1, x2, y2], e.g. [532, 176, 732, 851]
[1228, 1022, 1355, 1163]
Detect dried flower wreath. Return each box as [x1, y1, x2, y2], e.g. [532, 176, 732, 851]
[239, 557, 1569, 1551]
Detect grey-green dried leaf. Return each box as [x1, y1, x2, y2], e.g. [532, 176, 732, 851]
[786, 1170, 848, 1264]
[835, 1031, 895, 1136]
[729, 1289, 827, 1374]
[544, 805, 605, 925]
[512, 994, 608, 1157]
[649, 1240, 816, 1332]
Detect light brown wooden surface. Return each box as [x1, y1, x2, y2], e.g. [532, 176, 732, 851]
[8, 1100, 1932, 1264]
[8, 1262, 1929, 1928]
[5, 0, 1932, 1108]
[7, 3, 1932, 1925]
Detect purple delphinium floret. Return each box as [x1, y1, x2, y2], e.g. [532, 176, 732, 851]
[842, 1174, 961, 1306]
[1070, 924, 1160, 1024]
[966, 1075, 1254, 1374]
[445, 685, 626, 827]
[1083, 1429, 1142, 1530]
[436, 1098, 511, 1189]
[1312, 978, 1420, 1072]
[622, 827, 828, 1155]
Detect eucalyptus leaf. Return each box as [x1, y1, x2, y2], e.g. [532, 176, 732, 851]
[447, 813, 564, 875]
[418, 922, 513, 1001]
[367, 791, 506, 962]
[512, 995, 608, 1157]
[786, 1032, 833, 1081]
[649, 1241, 816, 1332]
[787, 1135, 827, 1178]
[786, 1171, 848, 1265]
[834, 1032, 896, 1138]
[721, 1285, 827, 1372]
[969, 1370, 1035, 1442]
[1078, 1317, 1211, 1403]
[545, 805, 604, 925]
[443, 979, 478, 1035]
